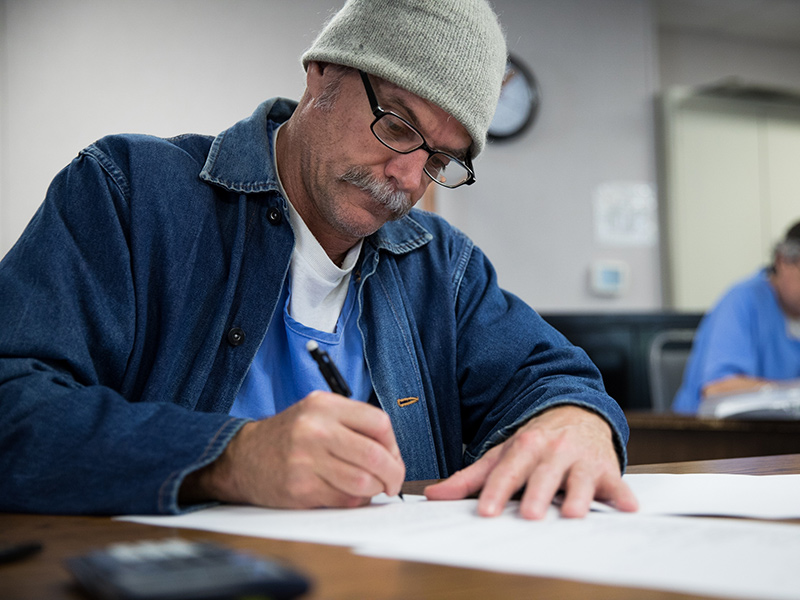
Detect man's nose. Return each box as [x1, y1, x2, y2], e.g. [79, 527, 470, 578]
[384, 149, 429, 193]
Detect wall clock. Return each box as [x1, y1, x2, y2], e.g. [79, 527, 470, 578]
[488, 54, 540, 141]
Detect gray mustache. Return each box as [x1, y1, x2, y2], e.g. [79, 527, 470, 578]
[340, 167, 411, 217]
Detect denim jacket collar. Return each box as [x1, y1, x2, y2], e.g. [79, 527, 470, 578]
[199, 98, 290, 195]
[199, 98, 432, 256]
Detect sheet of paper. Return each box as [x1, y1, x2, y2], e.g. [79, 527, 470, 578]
[600, 473, 800, 519]
[118, 474, 800, 600]
[119, 494, 469, 548]
[357, 508, 800, 600]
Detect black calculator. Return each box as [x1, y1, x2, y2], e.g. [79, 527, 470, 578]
[64, 538, 311, 600]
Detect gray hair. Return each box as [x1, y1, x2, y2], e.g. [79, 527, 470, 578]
[775, 239, 800, 264]
[312, 64, 350, 112]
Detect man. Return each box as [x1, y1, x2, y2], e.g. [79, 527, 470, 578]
[0, 0, 636, 519]
[673, 221, 800, 412]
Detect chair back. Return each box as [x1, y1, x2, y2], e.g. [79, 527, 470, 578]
[648, 329, 695, 412]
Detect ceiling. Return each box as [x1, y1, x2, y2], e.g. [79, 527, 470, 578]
[655, 0, 800, 46]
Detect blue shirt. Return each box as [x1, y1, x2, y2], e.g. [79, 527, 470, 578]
[231, 273, 371, 419]
[673, 269, 800, 413]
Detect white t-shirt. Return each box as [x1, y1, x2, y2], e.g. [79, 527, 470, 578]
[274, 124, 362, 333]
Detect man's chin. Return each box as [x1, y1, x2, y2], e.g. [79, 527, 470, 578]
[376, 205, 416, 227]
[334, 206, 389, 239]
[388, 206, 413, 221]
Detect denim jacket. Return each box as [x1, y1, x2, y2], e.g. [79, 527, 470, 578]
[0, 99, 628, 515]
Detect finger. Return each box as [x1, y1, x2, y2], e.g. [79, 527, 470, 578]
[287, 395, 405, 497]
[557, 469, 639, 518]
[294, 471, 373, 509]
[477, 438, 549, 517]
[424, 460, 491, 501]
[301, 392, 405, 493]
[316, 455, 388, 500]
[424, 444, 505, 501]
[322, 393, 403, 461]
[598, 477, 639, 513]
[273, 453, 373, 509]
[516, 460, 568, 520]
[327, 430, 406, 497]
[556, 468, 597, 519]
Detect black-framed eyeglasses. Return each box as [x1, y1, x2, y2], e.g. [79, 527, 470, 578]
[359, 70, 475, 189]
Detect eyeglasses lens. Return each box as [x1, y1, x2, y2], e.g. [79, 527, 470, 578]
[372, 115, 469, 188]
[373, 114, 421, 151]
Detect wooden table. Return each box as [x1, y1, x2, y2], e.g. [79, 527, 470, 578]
[3, 454, 799, 600]
[626, 412, 800, 464]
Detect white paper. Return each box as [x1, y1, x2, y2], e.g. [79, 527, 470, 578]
[120, 493, 452, 548]
[601, 473, 800, 519]
[118, 475, 800, 600]
[357, 509, 800, 600]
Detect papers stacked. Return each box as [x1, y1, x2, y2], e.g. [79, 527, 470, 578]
[119, 474, 800, 600]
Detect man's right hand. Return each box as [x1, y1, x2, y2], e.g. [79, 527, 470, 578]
[180, 392, 406, 509]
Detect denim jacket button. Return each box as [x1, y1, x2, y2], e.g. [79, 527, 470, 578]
[267, 207, 283, 225]
[227, 327, 245, 346]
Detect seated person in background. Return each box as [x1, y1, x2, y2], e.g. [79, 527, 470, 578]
[673, 221, 800, 413]
[0, 0, 637, 519]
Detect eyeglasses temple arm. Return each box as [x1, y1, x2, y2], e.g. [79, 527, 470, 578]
[359, 70, 384, 119]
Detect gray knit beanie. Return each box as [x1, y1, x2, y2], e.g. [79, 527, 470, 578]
[301, 0, 507, 156]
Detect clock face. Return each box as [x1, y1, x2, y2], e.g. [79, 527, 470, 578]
[488, 55, 540, 141]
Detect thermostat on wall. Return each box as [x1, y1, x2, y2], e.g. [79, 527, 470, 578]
[589, 260, 628, 297]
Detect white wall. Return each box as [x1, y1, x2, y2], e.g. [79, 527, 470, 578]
[0, 0, 664, 313]
[0, 0, 341, 253]
[0, 0, 8, 233]
[0, 0, 7, 251]
[656, 27, 800, 304]
[3, 1, 796, 313]
[440, 0, 661, 312]
[659, 27, 800, 91]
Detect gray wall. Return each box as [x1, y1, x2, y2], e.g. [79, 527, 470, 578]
[443, 0, 660, 312]
[2, 1, 800, 313]
[659, 27, 800, 91]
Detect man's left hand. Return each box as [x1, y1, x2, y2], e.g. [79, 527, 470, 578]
[424, 406, 638, 519]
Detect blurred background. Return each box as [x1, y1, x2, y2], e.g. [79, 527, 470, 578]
[1, 0, 799, 314]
